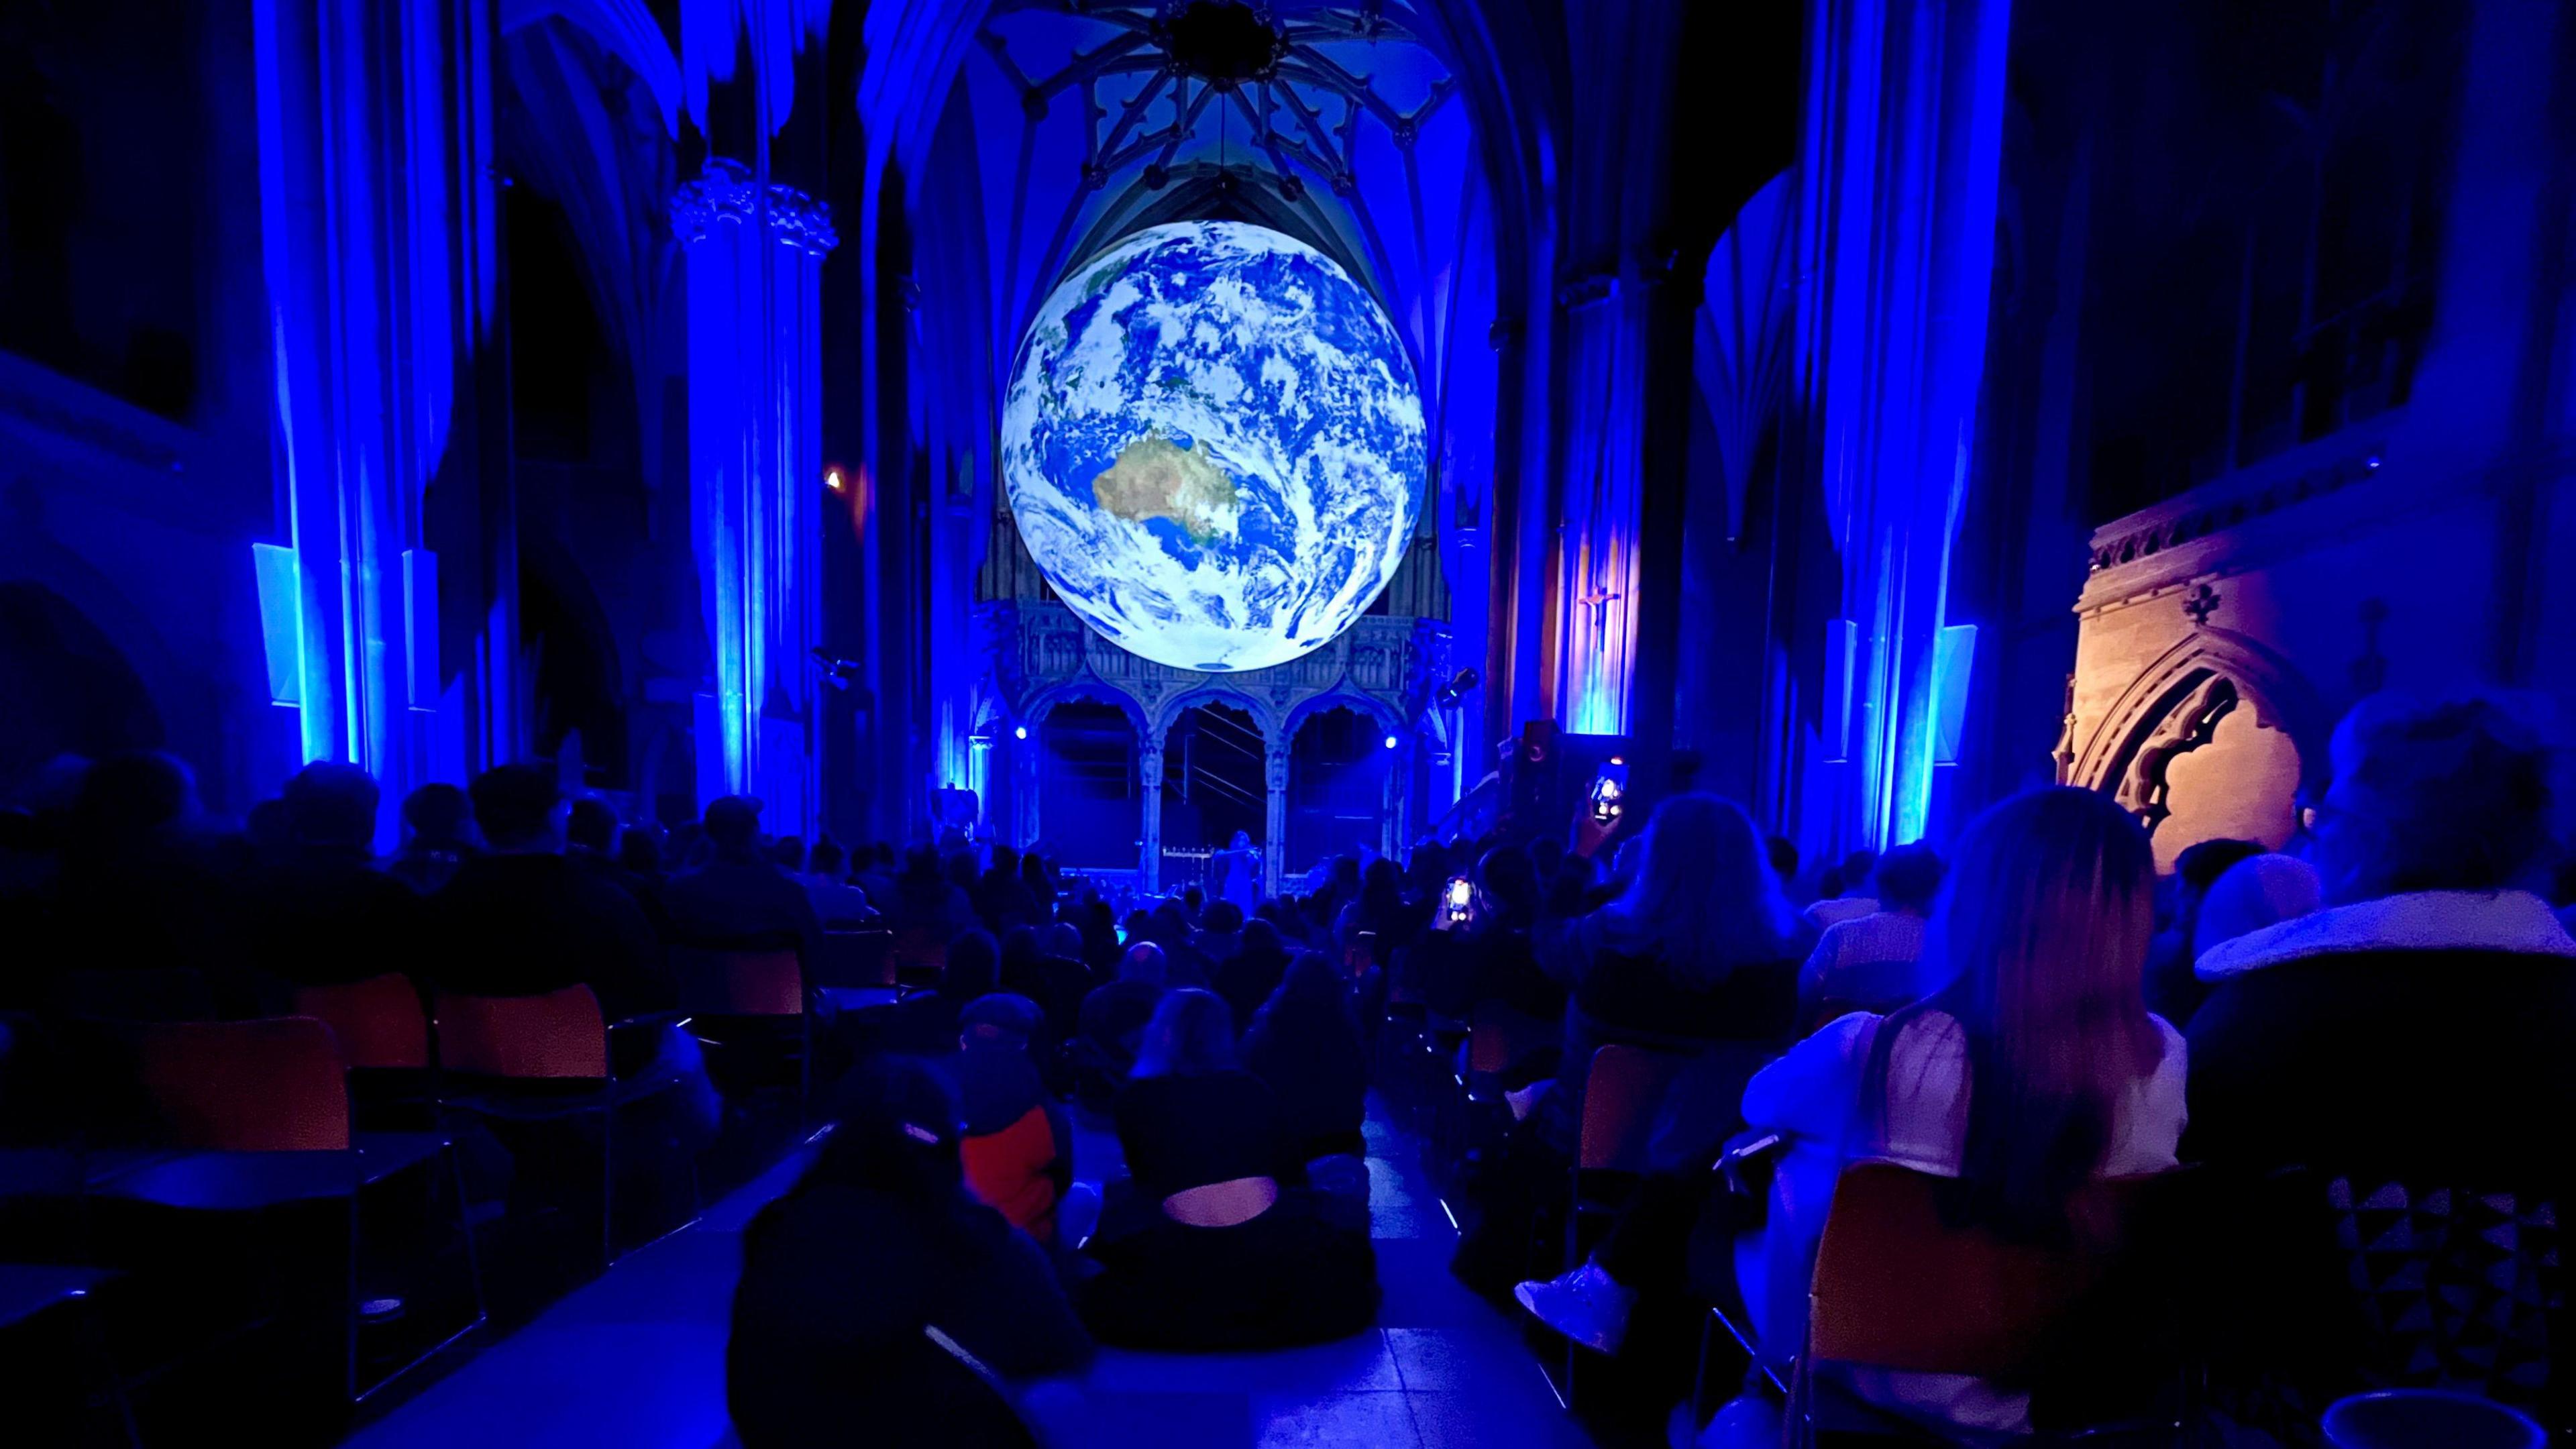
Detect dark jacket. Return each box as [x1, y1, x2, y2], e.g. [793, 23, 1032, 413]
[659, 859, 824, 965]
[425, 853, 673, 1020]
[729, 1183, 1088, 1448]
[1243, 1002, 1370, 1163]
[1079, 1186, 1378, 1351]
[2185, 890, 2576, 1189]
[1533, 908, 1796, 1155]
[240, 849, 429, 991]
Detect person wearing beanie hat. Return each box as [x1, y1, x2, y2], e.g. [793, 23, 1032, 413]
[728, 1058, 1089, 1448]
[951, 992, 1074, 1243]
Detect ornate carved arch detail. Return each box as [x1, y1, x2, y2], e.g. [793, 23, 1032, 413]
[2068, 628, 2327, 835]
[1146, 684, 1279, 747]
[1023, 680, 1150, 743]
[1283, 688, 1402, 741]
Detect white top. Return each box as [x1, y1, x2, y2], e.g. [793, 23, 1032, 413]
[1736, 1008, 2189, 1435]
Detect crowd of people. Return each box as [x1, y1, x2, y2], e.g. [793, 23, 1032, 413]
[3, 688, 2570, 1446]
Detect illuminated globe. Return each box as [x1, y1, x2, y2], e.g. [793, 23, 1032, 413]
[1001, 220, 1426, 673]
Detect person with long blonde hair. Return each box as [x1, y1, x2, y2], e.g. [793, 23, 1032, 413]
[1729, 787, 2186, 1437]
[1452, 794, 1801, 1295]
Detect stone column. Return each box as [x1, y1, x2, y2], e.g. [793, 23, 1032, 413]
[674, 159, 837, 837]
[1792, 0, 2013, 848]
[1265, 747, 1291, 898]
[1136, 744, 1165, 894]
[252, 0, 501, 842]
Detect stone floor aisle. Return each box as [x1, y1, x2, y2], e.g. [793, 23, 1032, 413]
[349, 1094, 1599, 1448]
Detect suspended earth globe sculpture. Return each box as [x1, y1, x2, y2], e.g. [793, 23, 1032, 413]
[1000, 220, 1426, 673]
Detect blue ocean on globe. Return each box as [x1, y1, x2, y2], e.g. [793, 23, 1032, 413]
[1000, 219, 1427, 673]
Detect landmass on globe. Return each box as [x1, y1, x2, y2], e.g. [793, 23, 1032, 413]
[1089, 431, 1243, 547]
[1000, 219, 1426, 674]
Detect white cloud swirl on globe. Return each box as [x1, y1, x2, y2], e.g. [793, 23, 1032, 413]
[1000, 220, 1427, 673]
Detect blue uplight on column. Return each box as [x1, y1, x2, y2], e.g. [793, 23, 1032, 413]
[674, 158, 837, 834]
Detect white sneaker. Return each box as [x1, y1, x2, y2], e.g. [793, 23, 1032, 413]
[1511, 1258, 1638, 1354]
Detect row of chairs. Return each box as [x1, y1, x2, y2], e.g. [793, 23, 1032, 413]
[7, 936, 904, 1444]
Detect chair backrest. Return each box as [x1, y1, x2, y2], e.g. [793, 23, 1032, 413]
[813, 930, 896, 989]
[1467, 1014, 1511, 1075]
[1807, 1161, 2138, 1377]
[133, 1017, 350, 1151]
[433, 985, 608, 1079]
[2315, 1174, 2563, 1415]
[674, 947, 804, 1016]
[892, 927, 948, 969]
[291, 973, 431, 1069]
[1576, 1043, 1695, 1172]
[60, 968, 214, 1023]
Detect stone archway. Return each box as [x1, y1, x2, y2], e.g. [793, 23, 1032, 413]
[2068, 629, 2326, 871]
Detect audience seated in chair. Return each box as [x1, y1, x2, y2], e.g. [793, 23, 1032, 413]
[659, 796, 825, 964]
[386, 782, 479, 896]
[1079, 988, 1379, 1350]
[2140, 836, 2268, 1028]
[239, 761, 429, 995]
[1451, 794, 1799, 1297]
[800, 838, 873, 927]
[1677, 786, 2186, 1442]
[424, 765, 674, 1022]
[729, 1057, 1089, 1448]
[2186, 697, 2576, 1183]
[1793, 840, 1945, 1033]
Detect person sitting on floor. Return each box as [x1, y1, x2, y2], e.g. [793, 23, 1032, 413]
[1071, 943, 1168, 1109]
[1794, 841, 1945, 1032]
[1079, 989, 1379, 1350]
[1210, 916, 1293, 1032]
[728, 1057, 1090, 1449]
[951, 993, 1073, 1244]
[1242, 954, 1371, 1169]
[885, 928, 1003, 1057]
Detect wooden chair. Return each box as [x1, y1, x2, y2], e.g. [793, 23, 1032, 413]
[674, 947, 814, 1104]
[291, 976, 431, 1071]
[811, 929, 896, 990]
[292, 975, 436, 1129]
[433, 986, 693, 1267]
[1793, 1161, 2177, 1444]
[1547, 1043, 1696, 1407]
[105, 1016, 483, 1405]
